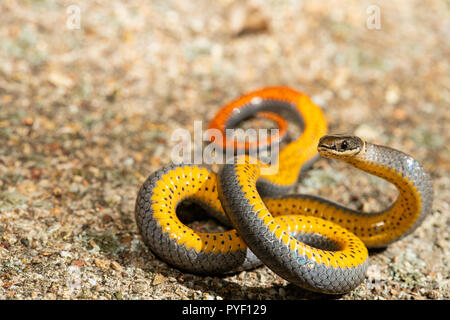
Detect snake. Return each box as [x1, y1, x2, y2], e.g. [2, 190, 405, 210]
[135, 87, 433, 294]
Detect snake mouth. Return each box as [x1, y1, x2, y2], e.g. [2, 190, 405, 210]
[317, 144, 337, 152]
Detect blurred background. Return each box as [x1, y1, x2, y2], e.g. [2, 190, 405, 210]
[0, 0, 448, 299]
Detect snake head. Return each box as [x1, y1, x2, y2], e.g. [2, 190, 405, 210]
[317, 134, 365, 159]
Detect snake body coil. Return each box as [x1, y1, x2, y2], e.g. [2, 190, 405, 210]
[135, 87, 433, 294]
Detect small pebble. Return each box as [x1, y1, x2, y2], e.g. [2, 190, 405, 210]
[111, 261, 123, 272]
[52, 187, 63, 197]
[152, 274, 168, 286]
[94, 258, 111, 270]
[20, 238, 30, 247]
[22, 117, 34, 126]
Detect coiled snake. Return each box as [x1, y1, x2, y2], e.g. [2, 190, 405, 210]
[135, 87, 433, 294]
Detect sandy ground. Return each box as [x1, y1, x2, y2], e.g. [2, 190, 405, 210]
[0, 0, 449, 300]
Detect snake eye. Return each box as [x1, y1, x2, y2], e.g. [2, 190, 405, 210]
[341, 140, 348, 150]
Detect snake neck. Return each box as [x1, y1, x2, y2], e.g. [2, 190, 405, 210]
[345, 142, 433, 246]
